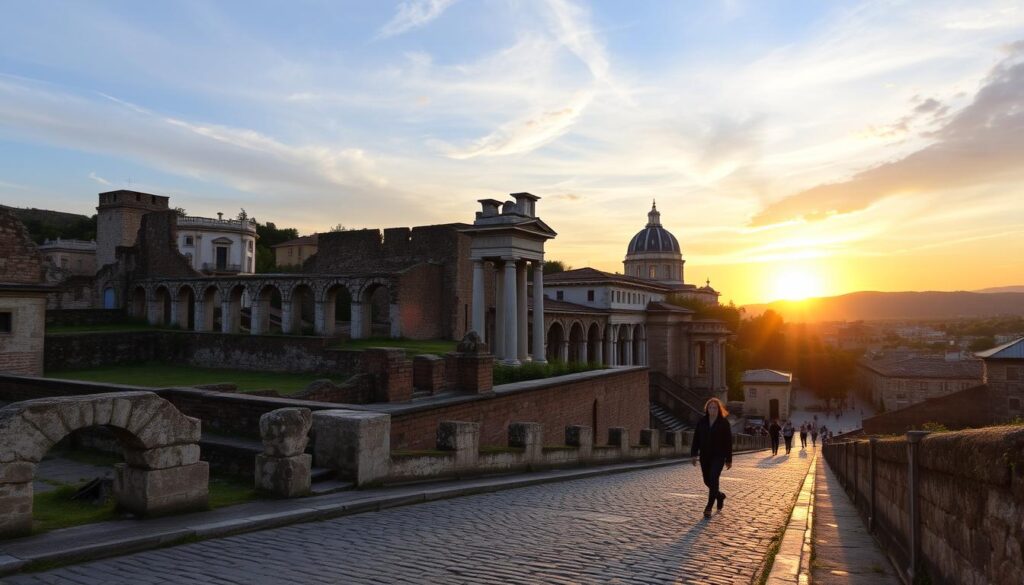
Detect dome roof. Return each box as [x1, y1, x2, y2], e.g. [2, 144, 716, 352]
[626, 201, 680, 255]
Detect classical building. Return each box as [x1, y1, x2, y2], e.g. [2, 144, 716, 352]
[741, 369, 793, 421]
[857, 350, 984, 412]
[272, 234, 319, 268]
[38, 238, 97, 275]
[975, 338, 1024, 418]
[176, 214, 258, 275]
[0, 208, 49, 376]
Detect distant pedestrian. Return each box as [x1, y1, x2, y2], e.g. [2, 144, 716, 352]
[811, 427, 819, 448]
[799, 423, 808, 448]
[768, 418, 782, 456]
[691, 397, 733, 518]
[782, 421, 795, 454]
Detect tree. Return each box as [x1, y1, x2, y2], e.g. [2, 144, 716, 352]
[329, 223, 348, 232]
[544, 260, 571, 274]
[173, 207, 187, 217]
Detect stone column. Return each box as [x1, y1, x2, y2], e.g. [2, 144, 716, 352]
[580, 339, 588, 364]
[494, 264, 505, 359]
[516, 261, 528, 361]
[532, 261, 546, 364]
[560, 338, 569, 362]
[609, 327, 617, 366]
[350, 300, 364, 340]
[502, 257, 519, 365]
[625, 326, 634, 366]
[314, 300, 331, 336]
[389, 303, 401, 338]
[147, 299, 162, 326]
[472, 260, 486, 339]
[595, 334, 604, 365]
[280, 300, 294, 335]
[168, 296, 182, 329]
[194, 299, 209, 332]
[221, 298, 236, 334]
[250, 297, 269, 335]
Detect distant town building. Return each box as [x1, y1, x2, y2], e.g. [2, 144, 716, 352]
[975, 337, 1024, 419]
[176, 213, 258, 274]
[272, 234, 319, 268]
[857, 350, 984, 412]
[0, 207, 49, 376]
[38, 238, 96, 276]
[741, 369, 793, 421]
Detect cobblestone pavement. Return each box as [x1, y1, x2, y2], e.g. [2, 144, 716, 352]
[8, 450, 815, 585]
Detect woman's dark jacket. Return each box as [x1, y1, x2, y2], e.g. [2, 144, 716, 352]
[690, 414, 733, 465]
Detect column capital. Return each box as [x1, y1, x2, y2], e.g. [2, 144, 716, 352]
[500, 255, 520, 263]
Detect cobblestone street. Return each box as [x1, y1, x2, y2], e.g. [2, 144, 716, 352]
[8, 450, 814, 585]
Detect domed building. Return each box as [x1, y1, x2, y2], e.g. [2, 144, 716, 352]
[624, 201, 684, 285]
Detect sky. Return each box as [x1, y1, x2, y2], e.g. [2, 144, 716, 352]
[1, 0, 1023, 305]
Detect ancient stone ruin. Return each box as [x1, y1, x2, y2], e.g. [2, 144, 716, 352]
[255, 407, 313, 498]
[0, 391, 208, 538]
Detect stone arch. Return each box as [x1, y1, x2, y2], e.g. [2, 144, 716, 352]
[220, 283, 248, 334]
[319, 281, 354, 338]
[130, 286, 147, 320]
[251, 282, 285, 335]
[102, 286, 117, 309]
[586, 322, 602, 364]
[197, 284, 220, 332]
[546, 321, 566, 362]
[173, 284, 196, 330]
[357, 278, 396, 339]
[151, 285, 172, 326]
[617, 324, 631, 366]
[286, 282, 316, 335]
[568, 321, 586, 363]
[0, 392, 207, 538]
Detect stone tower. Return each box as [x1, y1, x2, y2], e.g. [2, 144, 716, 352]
[95, 190, 170, 268]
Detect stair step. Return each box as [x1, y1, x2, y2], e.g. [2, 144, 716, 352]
[310, 467, 334, 482]
[310, 479, 354, 495]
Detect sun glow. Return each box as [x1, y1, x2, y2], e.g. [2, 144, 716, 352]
[771, 268, 825, 301]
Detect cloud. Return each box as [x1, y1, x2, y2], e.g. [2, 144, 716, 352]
[750, 43, 1024, 226]
[88, 172, 112, 186]
[378, 0, 457, 39]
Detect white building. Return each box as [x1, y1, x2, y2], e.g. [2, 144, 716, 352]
[741, 369, 793, 421]
[176, 214, 258, 274]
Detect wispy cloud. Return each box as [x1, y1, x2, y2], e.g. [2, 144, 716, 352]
[88, 172, 112, 186]
[378, 0, 458, 39]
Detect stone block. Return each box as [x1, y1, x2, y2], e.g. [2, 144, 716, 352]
[123, 444, 201, 470]
[16, 401, 69, 445]
[113, 461, 209, 516]
[110, 395, 135, 429]
[437, 421, 480, 469]
[255, 453, 311, 498]
[260, 408, 313, 457]
[0, 410, 53, 463]
[640, 429, 660, 456]
[608, 427, 629, 452]
[0, 482, 33, 539]
[313, 410, 390, 486]
[508, 422, 543, 462]
[565, 425, 593, 460]
[664, 430, 684, 453]
[0, 461, 36, 484]
[57, 399, 95, 432]
[125, 396, 165, 436]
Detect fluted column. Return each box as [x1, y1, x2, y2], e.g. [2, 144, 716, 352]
[503, 257, 519, 365]
[625, 326, 634, 366]
[472, 259, 485, 339]
[494, 264, 505, 359]
[194, 298, 209, 332]
[532, 260, 546, 363]
[517, 261, 528, 361]
[221, 298, 237, 334]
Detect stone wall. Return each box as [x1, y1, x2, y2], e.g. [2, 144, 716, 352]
[824, 427, 1024, 585]
[0, 208, 45, 285]
[861, 384, 994, 434]
[45, 308, 128, 327]
[389, 368, 649, 450]
[0, 294, 47, 376]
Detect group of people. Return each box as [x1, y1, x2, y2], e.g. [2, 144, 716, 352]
[762, 417, 835, 456]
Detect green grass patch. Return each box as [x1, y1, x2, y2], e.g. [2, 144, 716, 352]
[208, 476, 257, 509]
[32, 485, 120, 533]
[46, 362, 331, 395]
[493, 360, 605, 385]
[330, 338, 458, 356]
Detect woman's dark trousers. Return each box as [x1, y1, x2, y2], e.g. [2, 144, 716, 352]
[800, 432, 807, 447]
[699, 456, 726, 510]
[784, 435, 793, 453]
[770, 436, 780, 455]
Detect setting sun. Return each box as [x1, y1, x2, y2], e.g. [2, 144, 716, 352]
[771, 268, 825, 301]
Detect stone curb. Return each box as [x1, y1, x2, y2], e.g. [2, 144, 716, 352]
[0, 447, 769, 576]
[765, 451, 817, 585]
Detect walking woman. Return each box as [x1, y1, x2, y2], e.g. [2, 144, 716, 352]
[799, 423, 808, 449]
[782, 421, 794, 455]
[768, 418, 782, 456]
[810, 425, 819, 448]
[691, 397, 733, 518]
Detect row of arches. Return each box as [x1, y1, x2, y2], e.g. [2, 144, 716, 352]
[120, 277, 398, 338]
[545, 320, 647, 366]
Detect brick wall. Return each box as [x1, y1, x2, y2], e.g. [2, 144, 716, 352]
[861, 384, 994, 434]
[390, 368, 649, 450]
[824, 427, 1024, 585]
[0, 208, 44, 284]
[397, 263, 444, 340]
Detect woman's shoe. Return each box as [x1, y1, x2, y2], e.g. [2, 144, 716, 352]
[716, 492, 726, 510]
[703, 505, 713, 518]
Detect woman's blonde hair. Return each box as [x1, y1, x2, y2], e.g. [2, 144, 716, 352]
[703, 397, 729, 417]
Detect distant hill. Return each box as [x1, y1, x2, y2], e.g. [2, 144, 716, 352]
[0, 205, 95, 244]
[743, 290, 1024, 322]
[975, 285, 1024, 294]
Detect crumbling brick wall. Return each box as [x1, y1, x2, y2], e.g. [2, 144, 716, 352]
[0, 208, 44, 284]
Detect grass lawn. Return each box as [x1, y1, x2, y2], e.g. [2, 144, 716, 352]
[46, 362, 333, 395]
[330, 338, 457, 356]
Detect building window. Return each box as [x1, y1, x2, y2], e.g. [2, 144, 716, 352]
[556, 290, 564, 301]
[0, 312, 11, 333]
[587, 290, 594, 302]
[649, 266, 656, 278]
[748, 388, 757, 398]
[248, 240, 254, 252]
[184, 236, 194, 246]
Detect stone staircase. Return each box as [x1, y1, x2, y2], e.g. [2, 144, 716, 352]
[649, 403, 691, 432]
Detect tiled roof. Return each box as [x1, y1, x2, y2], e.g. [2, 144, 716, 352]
[975, 337, 1024, 360]
[859, 353, 984, 379]
[741, 369, 793, 384]
[527, 296, 608, 314]
[545, 267, 669, 291]
[272, 234, 319, 248]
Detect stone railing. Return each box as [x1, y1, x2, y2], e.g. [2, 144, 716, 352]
[257, 408, 769, 493]
[177, 216, 256, 234]
[822, 426, 1024, 585]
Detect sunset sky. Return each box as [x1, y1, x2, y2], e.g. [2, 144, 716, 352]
[1, 1, 1023, 305]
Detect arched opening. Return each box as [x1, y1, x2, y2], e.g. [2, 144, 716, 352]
[568, 321, 585, 363]
[321, 284, 352, 338]
[152, 286, 172, 326]
[633, 324, 645, 366]
[288, 284, 315, 335]
[222, 285, 246, 334]
[199, 286, 219, 332]
[251, 284, 283, 335]
[361, 282, 391, 338]
[130, 287, 146, 320]
[546, 321, 565, 362]
[617, 325, 631, 366]
[175, 285, 196, 330]
[0, 394, 208, 538]
[587, 323, 601, 364]
[102, 287, 117, 309]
